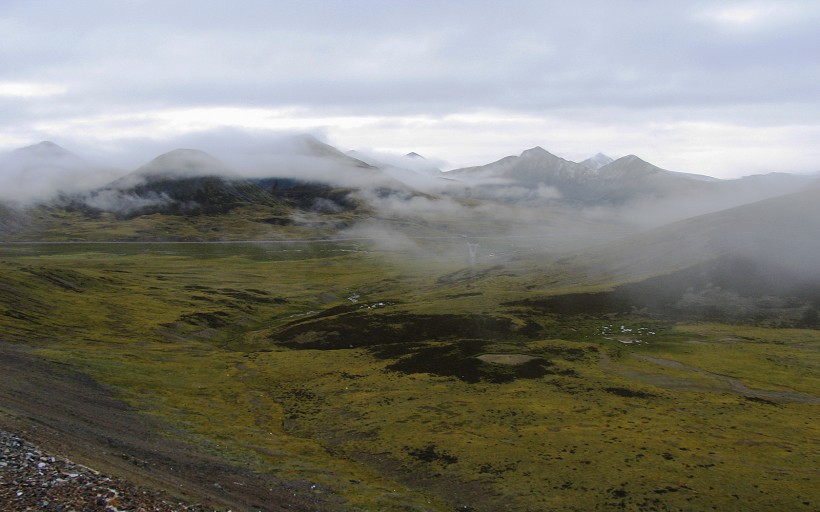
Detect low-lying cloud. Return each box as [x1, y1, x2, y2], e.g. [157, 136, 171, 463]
[82, 189, 175, 217]
[0, 145, 121, 205]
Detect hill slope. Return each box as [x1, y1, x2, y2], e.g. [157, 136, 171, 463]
[508, 182, 820, 326]
[82, 149, 280, 218]
[575, 181, 820, 282]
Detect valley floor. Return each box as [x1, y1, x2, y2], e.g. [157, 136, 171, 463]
[0, 243, 818, 511]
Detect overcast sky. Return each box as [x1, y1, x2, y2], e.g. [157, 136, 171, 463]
[1, 0, 819, 177]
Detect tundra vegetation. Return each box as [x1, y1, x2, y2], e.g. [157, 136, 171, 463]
[0, 240, 817, 511]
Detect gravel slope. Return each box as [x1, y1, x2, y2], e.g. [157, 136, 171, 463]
[1, 429, 207, 511]
[0, 343, 340, 512]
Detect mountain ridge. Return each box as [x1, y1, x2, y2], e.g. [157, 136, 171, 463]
[580, 152, 614, 171]
[1, 138, 817, 241]
[566, 180, 820, 284]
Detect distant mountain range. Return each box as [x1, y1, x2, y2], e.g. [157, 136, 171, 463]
[77, 141, 394, 219]
[441, 146, 813, 223]
[3, 139, 814, 212]
[0, 137, 817, 244]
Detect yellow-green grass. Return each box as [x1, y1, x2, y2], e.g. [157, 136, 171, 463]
[1, 244, 818, 511]
[629, 324, 820, 396]
[6, 204, 363, 242]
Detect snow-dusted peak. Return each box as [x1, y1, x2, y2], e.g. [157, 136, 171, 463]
[580, 152, 614, 171]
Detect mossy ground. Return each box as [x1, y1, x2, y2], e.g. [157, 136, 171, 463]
[6, 204, 359, 242]
[1, 243, 818, 511]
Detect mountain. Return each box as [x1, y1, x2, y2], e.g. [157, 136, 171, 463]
[50, 138, 425, 232]
[508, 182, 820, 327]
[224, 135, 420, 200]
[346, 149, 444, 191]
[400, 152, 441, 173]
[443, 146, 815, 227]
[600, 158, 814, 227]
[348, 150, 440, 174]
[288, 135, 376, 172]
[715, 171, 815, 198]
[0, 141, 118, 204]
[570, 181, 820, 283]
[82, 149, 279, 218]
[6, 138, 816, 252]
[235, 137, 426, 214]
[579, 152, 614, 170]
[583, 154, 716, 204]
[443, 146, 590, 203]
[449, 146, 592, 185]
[251, 177, 360, 214]
[13, 141, 83, 162]
[444, 147, 714, 207]
[115, 148, 235, 185]
[249, 135, 382, 186]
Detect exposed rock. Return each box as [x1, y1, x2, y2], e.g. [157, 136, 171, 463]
[0, 429, 210, 511]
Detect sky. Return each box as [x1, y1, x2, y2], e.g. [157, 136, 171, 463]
[1, 0, 819, 178]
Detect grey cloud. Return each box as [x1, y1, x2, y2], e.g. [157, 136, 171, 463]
[104, 129, 404, 190]
[0, 129, 376, 207]
[2, 0, 820, 176]
[83, 189, 174, 216]
[4, 1, 818, 114]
